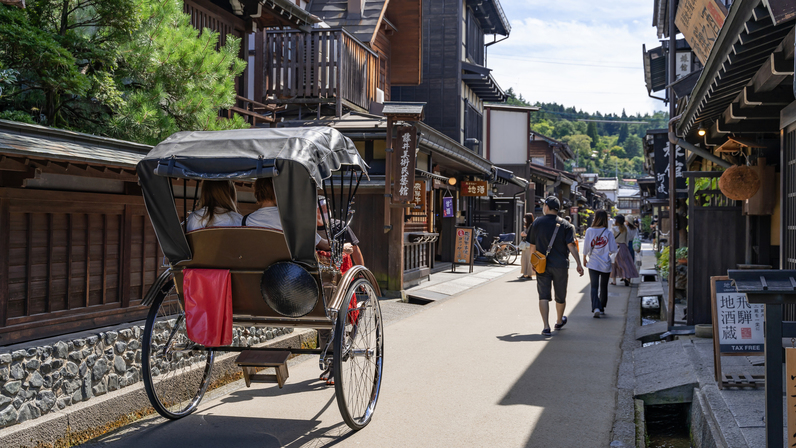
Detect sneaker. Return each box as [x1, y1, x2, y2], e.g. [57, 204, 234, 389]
[600, 311, 606, 316]
[593, 310, 600, 318]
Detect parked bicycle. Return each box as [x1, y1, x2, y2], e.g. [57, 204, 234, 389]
[473, 227, 518, 265]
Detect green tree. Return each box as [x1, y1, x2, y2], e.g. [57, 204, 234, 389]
[610, 145, 626, 158]
[109, 0, 248, 144]
[531, 121, 554, 137]
[553, 119, 575, 139]
[0, 0, 139, 128]
[623, 135, 643, 158]
[617, 123, 629, 144]
[561, 134, 592, 165]
[586, 121, 599, 148]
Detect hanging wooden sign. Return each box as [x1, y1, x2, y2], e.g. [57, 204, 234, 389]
[412, 180, 426, 209]
[788, 346, 796, 448]
[460, 180, 488, 197]
[710, 276, 765, 389]
[452, 227, 474, 273]
[392, 126, 417, 203]
[674, 0, 728, 64]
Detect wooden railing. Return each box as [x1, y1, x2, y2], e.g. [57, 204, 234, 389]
[263, 29, 379, 115]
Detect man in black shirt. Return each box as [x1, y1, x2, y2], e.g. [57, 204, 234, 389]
[527, 196, 583, 336]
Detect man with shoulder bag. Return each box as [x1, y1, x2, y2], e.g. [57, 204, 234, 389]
[527, 197, 584, 337]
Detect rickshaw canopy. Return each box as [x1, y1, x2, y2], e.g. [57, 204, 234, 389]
[137, 127, 368, 267]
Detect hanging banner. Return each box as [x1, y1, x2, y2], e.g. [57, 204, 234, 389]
[460, 181, 488, 197]
[675, 0, 728, 64]
[392, 126, 417, 203]
[654, 142, 687, 199]
[442, 196, 455, 218]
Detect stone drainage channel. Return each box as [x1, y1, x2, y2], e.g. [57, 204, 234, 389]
[636, 274, 692, 448]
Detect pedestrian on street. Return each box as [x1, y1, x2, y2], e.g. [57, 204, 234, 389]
[610, 215, 639, 286]
[527, 197, 584, 337]
[583, 210, 617, 318]
[626, 218, 639, 264]
[519, 212, 535, 280]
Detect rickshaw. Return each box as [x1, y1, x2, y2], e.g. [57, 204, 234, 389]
[136, 127, 383, 430]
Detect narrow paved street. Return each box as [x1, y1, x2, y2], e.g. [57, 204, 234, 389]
[83, 263, 631, 448]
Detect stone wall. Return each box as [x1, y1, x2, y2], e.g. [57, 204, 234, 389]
[0, 324, 295, 429]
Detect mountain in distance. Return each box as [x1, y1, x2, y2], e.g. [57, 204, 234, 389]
[501, 88, 669, 178]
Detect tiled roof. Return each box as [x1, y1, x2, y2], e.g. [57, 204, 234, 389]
[0, 120, 150, 169]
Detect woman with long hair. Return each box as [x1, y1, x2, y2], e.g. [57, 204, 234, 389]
[626, 218, 639, 265]
[610, 214, 639, 286]
[519, 212, 535, 280]
[583, 210, 617, 317]
[186, 180, 242, 231]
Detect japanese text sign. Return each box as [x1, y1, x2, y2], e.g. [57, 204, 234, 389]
[453, 227, 474, 265]
[788, 348, 796, 447]
[412, 180, 426, 209]
[654, 142, 687, 199]
[392, 126, 417, 203]
[713, 279, 764, 354]
[460, 181, 489, 197]
[675, 0, 727, 64]
[442, 197, 455, 218]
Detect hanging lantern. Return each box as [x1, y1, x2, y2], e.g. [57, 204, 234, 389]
[718, 164, 760, 201]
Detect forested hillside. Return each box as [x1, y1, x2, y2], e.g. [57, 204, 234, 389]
[504, 88, 669, 178]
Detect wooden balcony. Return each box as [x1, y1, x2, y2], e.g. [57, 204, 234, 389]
[263, 29, 379, 116]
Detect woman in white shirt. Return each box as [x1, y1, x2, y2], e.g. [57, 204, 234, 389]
[186, 180, 243, 231]
[583, 210, 617, 317]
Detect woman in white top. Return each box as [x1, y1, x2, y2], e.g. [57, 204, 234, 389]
[186, 180, 243, 231]
[611, 214, 640, 286]
[583, 210, 617, 317]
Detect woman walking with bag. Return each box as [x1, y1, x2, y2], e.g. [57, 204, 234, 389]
[583, 210, 617, 317]
[610, 215, 639, 286]
[519, 213, 535, 280]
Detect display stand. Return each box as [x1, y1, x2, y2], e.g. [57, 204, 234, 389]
[452, 226, 474, 273]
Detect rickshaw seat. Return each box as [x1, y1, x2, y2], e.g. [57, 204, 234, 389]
[181, 227, 291, 269]
[173, 227, 326, 320]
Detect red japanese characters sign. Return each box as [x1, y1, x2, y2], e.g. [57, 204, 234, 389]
[392, 126, 417, 203]
[460, 181, 488, 197]
[453, 227, 474, 266]
[412, 180, 426, 209]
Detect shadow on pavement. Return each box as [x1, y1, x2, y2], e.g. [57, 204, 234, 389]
[496, 276, 630, 447]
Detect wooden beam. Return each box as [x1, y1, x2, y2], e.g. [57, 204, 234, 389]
[743, 85, 793, 106]
[715, 119, 780, 134]
[731, 102, 784, 120]
[0, 198, 8, 326]
[0, 156, 29, 172]
[754, 52, 794, 92]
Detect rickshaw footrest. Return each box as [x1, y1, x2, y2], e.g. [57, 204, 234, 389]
[235, 350, 291, 388]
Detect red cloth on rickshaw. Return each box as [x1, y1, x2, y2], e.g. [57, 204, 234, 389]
[317, 252, 359, 323]
[183, 268, 233, 347]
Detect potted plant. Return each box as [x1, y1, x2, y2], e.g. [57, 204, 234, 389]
[676, 246, 688, 265]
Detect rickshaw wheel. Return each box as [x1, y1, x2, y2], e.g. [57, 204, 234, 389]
[333, 277, 384, 430]
[142, 274, 215, 419]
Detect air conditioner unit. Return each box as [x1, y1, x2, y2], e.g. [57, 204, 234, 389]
[376, 88, 385, 104]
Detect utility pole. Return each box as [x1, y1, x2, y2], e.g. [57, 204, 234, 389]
[667, 0, 678, 330]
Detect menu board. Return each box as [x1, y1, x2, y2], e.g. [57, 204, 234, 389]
[452, 227, 474, 273]
[711, 277, 764, 354]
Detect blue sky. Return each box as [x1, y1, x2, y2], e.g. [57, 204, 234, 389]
[488, 0, 666, 116]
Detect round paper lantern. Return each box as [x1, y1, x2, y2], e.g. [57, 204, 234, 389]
[718, 165, 760, 201]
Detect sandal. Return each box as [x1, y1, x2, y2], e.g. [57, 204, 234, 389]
[319, 366, 331, 382]
[554, 316, 568, 330]
[326, 367, 335, 385]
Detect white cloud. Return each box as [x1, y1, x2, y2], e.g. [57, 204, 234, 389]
[488, 0, 666, 116]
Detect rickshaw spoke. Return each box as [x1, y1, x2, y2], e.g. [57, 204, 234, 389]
[334, 277, 383, 430]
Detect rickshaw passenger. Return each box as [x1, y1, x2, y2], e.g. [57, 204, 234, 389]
[186, 180, 243, 231]
[245, 178, 330, 250]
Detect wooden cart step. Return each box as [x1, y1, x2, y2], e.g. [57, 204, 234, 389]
[235, 350, 291, 388]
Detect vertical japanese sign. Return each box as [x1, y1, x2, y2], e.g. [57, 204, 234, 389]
[460, 181, 489, 197]
[392, 126, 417, 203]
[442, 196, 454, 218]
[412, 180, 426, 209]
[654, 142, 686, 199]
[675, 0, 727, 64]
[675, 51, 693, 80]
[452, 227, 474, 273]
[788, 348, 796, 448]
